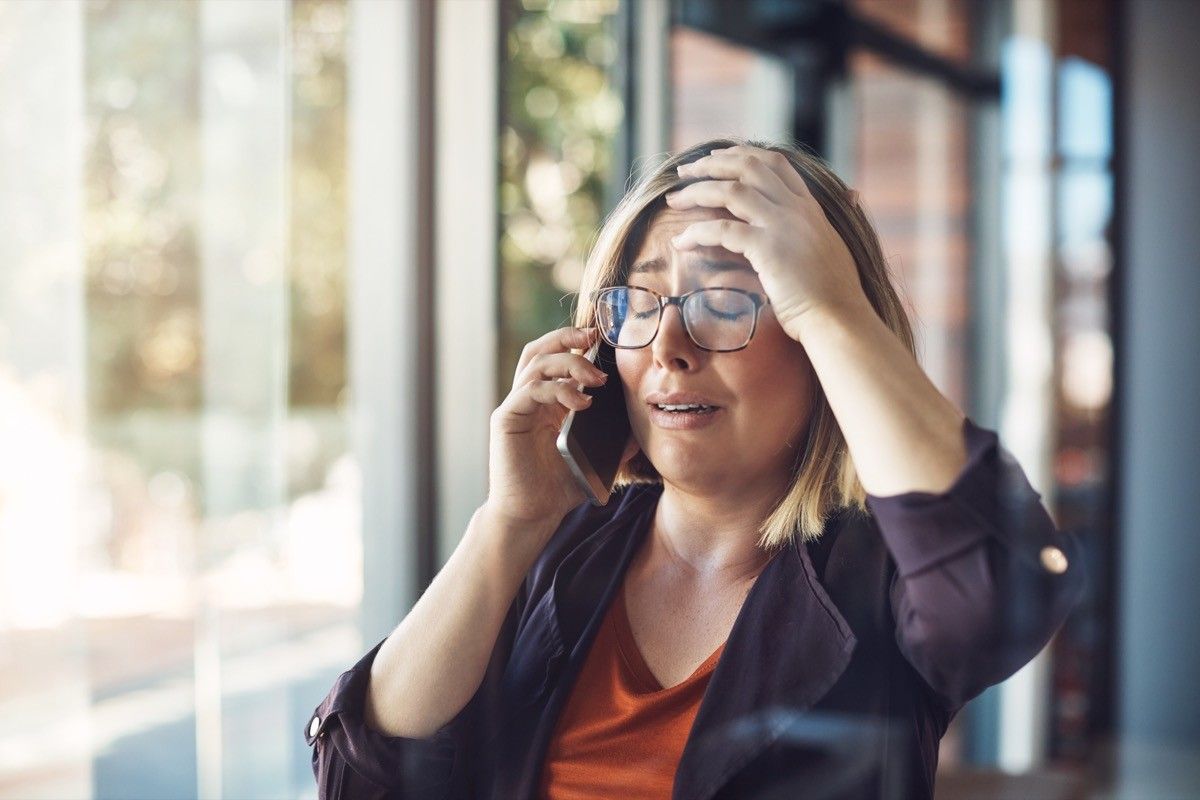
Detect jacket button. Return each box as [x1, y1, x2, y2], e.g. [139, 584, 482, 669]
[309, 715, 322, 738]
[1040, 546, 1068, 574]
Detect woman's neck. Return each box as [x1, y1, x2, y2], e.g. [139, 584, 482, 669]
[642, 480, 783, 586]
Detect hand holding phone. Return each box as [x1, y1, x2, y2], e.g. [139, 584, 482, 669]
[556, 339, 633, 506]
[485, 326, 613, 533]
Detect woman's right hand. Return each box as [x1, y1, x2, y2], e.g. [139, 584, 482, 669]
[484, 325, 610, 537]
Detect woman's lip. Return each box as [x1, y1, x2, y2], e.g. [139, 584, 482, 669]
[647, 404, 723, 430]
[645, 395, 722, 407]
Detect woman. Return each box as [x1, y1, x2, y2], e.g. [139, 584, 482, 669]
[304, 138, 1085, 799]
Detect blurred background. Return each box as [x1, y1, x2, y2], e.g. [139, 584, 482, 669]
[1, 0, 1196, 797]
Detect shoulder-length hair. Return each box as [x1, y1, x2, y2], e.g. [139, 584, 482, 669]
[570, 136, 917, 552]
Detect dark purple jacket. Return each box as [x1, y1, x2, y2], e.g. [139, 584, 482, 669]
[304, 416, 1086, 799]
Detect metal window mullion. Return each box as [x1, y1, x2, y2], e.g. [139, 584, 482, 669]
[433, 0, 499, 565]
[347, 0, 430, 641]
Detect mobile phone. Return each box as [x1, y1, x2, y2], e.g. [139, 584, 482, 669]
[556, 338, 631, 506]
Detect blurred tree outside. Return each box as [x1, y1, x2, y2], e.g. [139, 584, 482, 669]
[499, 0, 624, 399]
[83, 0, 349, 575]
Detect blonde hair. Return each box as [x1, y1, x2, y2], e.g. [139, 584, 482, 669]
[571, 136, 917, 552]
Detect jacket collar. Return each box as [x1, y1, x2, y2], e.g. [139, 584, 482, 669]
[535, 483, 858, 800]
[673, 509, 859, 800]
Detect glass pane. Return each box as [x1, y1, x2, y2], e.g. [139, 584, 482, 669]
[0, 1, 360, 797]
[0, 1, 89, 796]
[850, 0, 974, 67]
[669, 26, 793, 148]
[851, 50, 972, 411]
[498, 0, 624, 395]
[1048, 49, 1115, 768]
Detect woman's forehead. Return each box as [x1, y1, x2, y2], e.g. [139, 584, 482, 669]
[633, 212, 743, 267]
[643, 205, 738, 235]
[627, 249, 755, 279]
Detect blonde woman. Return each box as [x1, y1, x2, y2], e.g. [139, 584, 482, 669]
[305, 138, 1085, 799]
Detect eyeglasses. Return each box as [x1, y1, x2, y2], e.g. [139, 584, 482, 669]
[591, 285, 770, 352]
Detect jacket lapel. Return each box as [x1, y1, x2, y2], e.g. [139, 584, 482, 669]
[672, 518, 858, 800]
[511, 484, 858, 800]
[501, 484, 660, 799]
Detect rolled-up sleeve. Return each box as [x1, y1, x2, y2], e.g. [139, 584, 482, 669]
[303, 637, 460, 800]
[865, 415, 1087, 709]
[304, 573, 528, 800]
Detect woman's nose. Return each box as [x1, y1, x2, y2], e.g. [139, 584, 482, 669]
[651, 302, 699, 367]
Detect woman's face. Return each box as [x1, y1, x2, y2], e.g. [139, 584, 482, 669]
[616, 205, 817, 497]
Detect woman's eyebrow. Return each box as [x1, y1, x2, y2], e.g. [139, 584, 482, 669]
[629, 256, 754, 274]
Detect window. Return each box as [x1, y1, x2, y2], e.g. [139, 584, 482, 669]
[498, 0, 626, 398]
[0, 2, 360, 796]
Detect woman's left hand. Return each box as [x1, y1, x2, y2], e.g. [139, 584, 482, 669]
[665, 145, 871, 342]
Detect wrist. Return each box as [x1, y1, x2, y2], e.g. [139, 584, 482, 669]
[472, 502, 561, 570]
[786, 297, 876, 345]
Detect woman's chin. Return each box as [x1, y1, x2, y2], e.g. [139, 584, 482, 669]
[648, 453, 723, 489]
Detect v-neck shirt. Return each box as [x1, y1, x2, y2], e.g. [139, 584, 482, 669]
[537, 582, 727, 799]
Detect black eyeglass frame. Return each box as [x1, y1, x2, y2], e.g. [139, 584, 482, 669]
[589, 285, 771, 353]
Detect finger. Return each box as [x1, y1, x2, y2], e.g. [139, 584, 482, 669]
[697, 146, 812, 204]
[515, 351, 608, 392]
[670, 218, 757, 256]
[677, 148, 792, 205]
[664, 179, 775, 227]
[503, 377, 592, 418]
[514, 326, 599, 391]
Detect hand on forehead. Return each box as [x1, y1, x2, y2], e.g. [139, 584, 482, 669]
[632, 208, 755, 283]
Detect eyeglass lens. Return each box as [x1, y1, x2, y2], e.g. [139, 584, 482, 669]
[595, 286, 756, 351]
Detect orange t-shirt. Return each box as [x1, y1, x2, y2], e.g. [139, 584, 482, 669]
[538, 583, 726, 799]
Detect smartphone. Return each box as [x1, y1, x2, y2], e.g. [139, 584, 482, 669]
[556, 338, 631, 506]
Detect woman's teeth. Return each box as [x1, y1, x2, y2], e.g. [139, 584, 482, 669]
[656, 404, 716, 413]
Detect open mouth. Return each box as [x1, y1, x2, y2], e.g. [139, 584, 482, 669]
[651, 403, 719, 415]
[647, 403, 724, 430]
